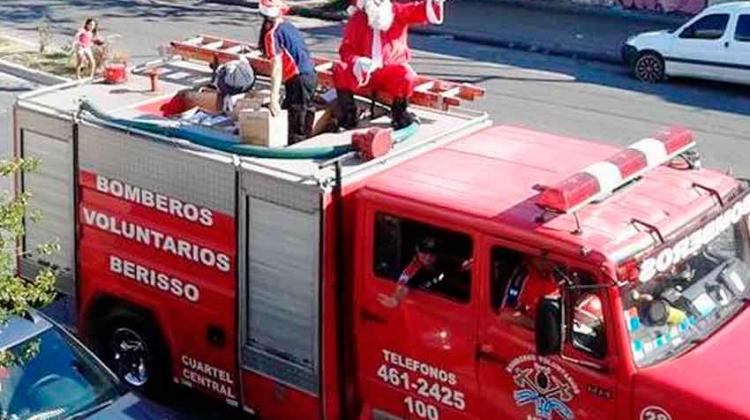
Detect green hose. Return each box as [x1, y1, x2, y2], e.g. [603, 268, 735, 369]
[79, 99, 419, 160]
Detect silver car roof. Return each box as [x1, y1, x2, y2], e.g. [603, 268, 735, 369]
[0, 311, 53, 351]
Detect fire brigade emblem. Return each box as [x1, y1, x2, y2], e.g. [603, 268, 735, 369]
[507, 355, 580, 420]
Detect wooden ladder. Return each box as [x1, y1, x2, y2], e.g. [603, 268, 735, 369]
[170, 34, 485, 111]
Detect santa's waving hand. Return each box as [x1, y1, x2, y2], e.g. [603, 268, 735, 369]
[333, 0, 447, 130]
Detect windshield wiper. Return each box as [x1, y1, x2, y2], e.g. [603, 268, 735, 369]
[69, 398, 116, 420]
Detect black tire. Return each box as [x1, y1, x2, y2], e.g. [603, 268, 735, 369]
[633, 52, 665, 83]
[97, 310, 171, 396]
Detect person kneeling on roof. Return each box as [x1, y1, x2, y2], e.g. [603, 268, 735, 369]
[213, 57, 256, 113]
[333, 0, 447, 130]
[258, 0, 319, 144]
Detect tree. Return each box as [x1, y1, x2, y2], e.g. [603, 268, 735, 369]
[0, 157, 58, 367]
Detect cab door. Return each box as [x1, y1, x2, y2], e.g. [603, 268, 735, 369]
[668, 12, 732, 80]
[477, 238, 618, 420]
[723, 13, 750, 84]
[354, 209, 479, 420]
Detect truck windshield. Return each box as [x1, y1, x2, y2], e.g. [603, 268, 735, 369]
[620, 204, 750, 368]
[0, 327, 121, 420]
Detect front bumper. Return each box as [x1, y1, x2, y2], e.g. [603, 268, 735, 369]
[621, 44, 638, 66]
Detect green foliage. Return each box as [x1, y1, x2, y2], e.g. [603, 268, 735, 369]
[0, 340, 40, 369]
[0, 157, 57, 366]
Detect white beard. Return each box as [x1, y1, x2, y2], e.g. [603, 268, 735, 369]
[365, 0, 394, 32]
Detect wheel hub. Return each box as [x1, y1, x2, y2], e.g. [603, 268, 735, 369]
[111, 328, 150, 387]
[637, 56, 662, 82]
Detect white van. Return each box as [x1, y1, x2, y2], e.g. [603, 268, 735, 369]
[622, 1, 750, 84]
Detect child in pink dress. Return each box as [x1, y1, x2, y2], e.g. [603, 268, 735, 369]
[74, 18, 97, 79]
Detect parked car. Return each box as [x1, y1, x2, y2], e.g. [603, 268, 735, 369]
[0, 310, 178, 419]
[622, 1, 750, 84]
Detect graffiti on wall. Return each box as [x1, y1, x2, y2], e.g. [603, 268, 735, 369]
[571, 0, 706, 14]
[617, 0, 705, 14]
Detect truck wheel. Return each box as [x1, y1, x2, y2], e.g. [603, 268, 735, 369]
[99, 311, 170, 396]
[633, 52, 665, 83]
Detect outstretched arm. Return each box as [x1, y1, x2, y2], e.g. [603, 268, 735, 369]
[263, 27, 283, 116]
[378, 256, 422, 308]
[395, 0, 446, 26]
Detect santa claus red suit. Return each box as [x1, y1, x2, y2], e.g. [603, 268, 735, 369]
[333, 0, 446, 129]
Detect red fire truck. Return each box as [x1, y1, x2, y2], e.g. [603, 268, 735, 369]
[13, 55, 750, 420]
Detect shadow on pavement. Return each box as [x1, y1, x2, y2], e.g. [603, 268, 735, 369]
[302, 22, 750, 118]
[0, 0, 251, 36]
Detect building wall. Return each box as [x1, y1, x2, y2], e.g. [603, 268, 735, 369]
[569, 0, 706, 14]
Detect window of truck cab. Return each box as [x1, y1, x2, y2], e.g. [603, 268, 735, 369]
[619, 192, 750, 367]
[373, 212, 473, 304]
[489, 247, 608, 360]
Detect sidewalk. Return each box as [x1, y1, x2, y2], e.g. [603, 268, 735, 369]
[260, 0, 690, 64]
[415, 0, 688, 63]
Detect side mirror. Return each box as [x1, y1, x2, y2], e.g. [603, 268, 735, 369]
[535, 296, 562, 356]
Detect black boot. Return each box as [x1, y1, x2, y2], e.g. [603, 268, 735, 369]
[287, 104, 307, 145]
[391, 98, 417, 130]
[337, 90, 359, 130]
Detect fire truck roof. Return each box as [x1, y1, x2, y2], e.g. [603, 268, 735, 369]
[364, 125, 739, 264]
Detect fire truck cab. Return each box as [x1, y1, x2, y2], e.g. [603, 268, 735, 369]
[14, 57, 750, 420]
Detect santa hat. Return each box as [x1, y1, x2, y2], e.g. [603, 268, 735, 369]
[259, 0, 290, 18]
[346, 0, 365, 16]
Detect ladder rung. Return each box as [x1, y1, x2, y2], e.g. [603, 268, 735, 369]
[184, 36, 203, 46]
[413, 81, 435, 93]
[223, 45, 244, 54]
[202, 41, 224, 50]
[315, 62, 334, 72]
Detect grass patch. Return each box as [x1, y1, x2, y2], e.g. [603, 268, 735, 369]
[0, 36, 31, 56]
[5, 50, 76, 77]
[0, 36, 75, 77]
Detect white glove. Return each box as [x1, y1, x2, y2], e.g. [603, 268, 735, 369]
[426, 0, 446, 24]
[353, 57, 376, 86]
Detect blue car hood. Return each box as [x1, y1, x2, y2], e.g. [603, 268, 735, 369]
[86, 392, 181, 420]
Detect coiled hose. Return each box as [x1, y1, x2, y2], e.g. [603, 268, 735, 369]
[79, 99, 419, 159]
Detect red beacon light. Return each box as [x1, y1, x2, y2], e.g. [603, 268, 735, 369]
[537, 127, 696, 214]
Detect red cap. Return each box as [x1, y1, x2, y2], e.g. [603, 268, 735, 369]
[259, 0, 290, 18]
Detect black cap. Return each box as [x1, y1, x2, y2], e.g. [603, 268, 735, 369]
[416, 237, 438, 253]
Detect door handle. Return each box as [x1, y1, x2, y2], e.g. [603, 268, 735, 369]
[476, 343, 507, 365]
[361, 309, 387, 324]
[725, 41, 730, 48]
[206, 325, 226, 347]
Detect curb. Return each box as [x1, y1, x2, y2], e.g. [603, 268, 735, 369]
[411, 26, 621, 64]
[466, 0, 688, 26]
[204, 0, 630, 64]
[207, 0, 688, 25]
[0, 58, 70, 86]
[289, 7, 623, 64]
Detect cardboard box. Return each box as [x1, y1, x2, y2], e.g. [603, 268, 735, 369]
[239, 108, 288, 148]
[182, 88, 220, 113]
[230, 90, 272, 120]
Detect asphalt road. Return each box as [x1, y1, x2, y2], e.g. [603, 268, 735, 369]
[0, 0, 748, 418]
[0, 72, 35, 195]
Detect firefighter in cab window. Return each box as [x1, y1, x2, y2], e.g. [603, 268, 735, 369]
[493, 255, 560, 327]
[378, 237, 471, 308]
[494, 255, 606, 356]
[490, 253, 605, 356]
[258, 0, 318, 144]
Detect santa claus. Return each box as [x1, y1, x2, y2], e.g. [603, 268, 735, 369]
[333, 0, 446, 130]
